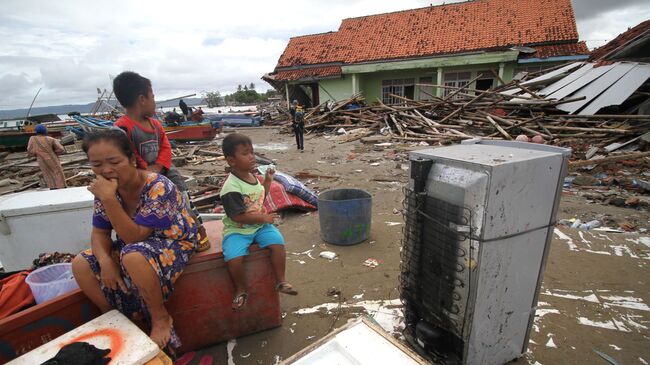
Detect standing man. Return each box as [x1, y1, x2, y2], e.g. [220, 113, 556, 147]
[290, 100, 305, 152]
[179, 99, 189, 120]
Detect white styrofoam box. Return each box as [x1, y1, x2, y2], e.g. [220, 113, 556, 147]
[0, 187, 94, 271]
[7, 310, 159, 365]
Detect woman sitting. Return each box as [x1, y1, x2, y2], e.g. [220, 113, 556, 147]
[72, 128, 197, 349]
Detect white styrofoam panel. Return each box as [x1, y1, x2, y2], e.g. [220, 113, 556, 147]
[7, 310, 159, 365]
[291, 320, 422, 365]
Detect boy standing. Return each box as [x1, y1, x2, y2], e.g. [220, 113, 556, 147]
[112, 71, 209, 251]
[220, 133, 297, 310]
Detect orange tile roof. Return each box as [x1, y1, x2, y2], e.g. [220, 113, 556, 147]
[276, 32, 342, 69]
[520, 42, 590, 59]
[275, 0, 586, 73]
[273, 66, 343, 81]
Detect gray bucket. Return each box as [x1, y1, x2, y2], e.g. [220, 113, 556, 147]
[318, 189, 372, 245]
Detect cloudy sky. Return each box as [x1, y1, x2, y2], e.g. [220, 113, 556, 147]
[1, 0, 648, 110]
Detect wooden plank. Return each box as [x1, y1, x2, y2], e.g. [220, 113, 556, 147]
[191, 191, 220, 205]
[486, 116, 513, 140]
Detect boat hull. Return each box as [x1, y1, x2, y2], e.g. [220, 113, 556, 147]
[0, 131, 63, 150]
[163, 124, 218, 142]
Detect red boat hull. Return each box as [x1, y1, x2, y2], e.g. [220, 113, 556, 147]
[163, 124, 217, 142]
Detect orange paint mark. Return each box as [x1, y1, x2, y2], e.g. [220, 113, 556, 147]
[62, 328, 124, 361]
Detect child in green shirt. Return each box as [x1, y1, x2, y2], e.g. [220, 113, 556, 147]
[220, 133, 297, 310]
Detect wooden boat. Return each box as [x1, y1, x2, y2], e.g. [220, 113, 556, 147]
[0, 130, 63, 150]
[163, 122, 218, 142]
[69, 115, 217, 143]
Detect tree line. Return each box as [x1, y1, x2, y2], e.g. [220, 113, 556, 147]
[202, 83, 278, 107]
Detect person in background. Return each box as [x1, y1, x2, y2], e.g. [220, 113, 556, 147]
[289, 100, 305, 152]
[72, 128, 197, 349]
[26, 124, 67, 189]
[112, 71, 210, 252]
[220, 133, 297, 310]
[178, 99, 189, 119]
[190, 107, 204, 122]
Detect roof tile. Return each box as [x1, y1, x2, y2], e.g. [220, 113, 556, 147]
[273, 66, 343, 81]
[520, 42, 590, 59]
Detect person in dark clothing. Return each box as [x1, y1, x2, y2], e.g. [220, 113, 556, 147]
[290, 100, 304, 152]
[179, 99, 189, 117]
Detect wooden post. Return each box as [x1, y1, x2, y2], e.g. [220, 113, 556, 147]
[285, 82, 290, 105]
[498, 62, 505, 85]
[436, 67, 443, 97]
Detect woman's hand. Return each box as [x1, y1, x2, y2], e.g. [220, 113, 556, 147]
[88, 175, 118, 201]
[98, 257, 128, 293]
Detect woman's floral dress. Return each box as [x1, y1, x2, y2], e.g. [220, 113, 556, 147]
[80, 172, 198, 348]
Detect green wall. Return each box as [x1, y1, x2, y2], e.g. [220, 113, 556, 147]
[356, 62, 517, 103]
[359, 69, 437, 103]
[315, 56, 564, 103]
[318, 77, 353, 103]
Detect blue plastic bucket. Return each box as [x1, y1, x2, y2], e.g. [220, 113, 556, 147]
[318, 189, 372, 245]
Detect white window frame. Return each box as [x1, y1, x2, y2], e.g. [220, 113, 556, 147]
[443, 71, 471, 99]
[382, 78, 415, 104]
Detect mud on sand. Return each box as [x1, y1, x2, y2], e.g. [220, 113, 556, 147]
[178, 127, 649, 365]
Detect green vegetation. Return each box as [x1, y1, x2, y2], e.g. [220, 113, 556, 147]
[202, 84, 279, 106]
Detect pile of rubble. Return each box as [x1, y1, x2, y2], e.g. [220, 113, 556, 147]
[266, 64, 649, 210]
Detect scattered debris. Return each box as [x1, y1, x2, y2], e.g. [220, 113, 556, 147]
[326, 287, 341, 297]
[319, 251, 338, 260]
[31, 252, 75, 270]
[593, 348, 621, 365]
[385, 221, 402, 226]
[362, 258, 382, 268]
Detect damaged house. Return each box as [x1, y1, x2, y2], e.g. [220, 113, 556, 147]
[263, 0, 589, 107]
[503, 19, 650, 116]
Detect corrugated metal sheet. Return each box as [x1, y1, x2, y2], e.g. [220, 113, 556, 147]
[579, 63, 650, 115]
[544, 64, 615, 100]
[501, 61, 649, 114]
[558, 63, 638, 113]
[537, 63, 595, 97]
[520, 62, 584, 87]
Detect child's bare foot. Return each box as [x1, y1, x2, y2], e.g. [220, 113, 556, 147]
[150, 315, 173, 348]
[276, 282, 298, 295]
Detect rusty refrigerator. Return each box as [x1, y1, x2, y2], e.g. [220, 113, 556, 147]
[400, 139, 570, 365]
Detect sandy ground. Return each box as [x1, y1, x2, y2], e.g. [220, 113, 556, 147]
[3, 126, 646, 364]
[168, 127, 650, 365]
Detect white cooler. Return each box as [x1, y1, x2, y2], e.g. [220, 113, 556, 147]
[0, 187, 94, 271]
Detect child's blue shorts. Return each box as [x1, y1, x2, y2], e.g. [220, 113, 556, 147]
[222, 224, 285, 262]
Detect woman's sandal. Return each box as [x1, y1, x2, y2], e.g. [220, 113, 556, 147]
[196, 234, 211, 252]
[232, 292, 248, 310]
[276, 282, 298, 296]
